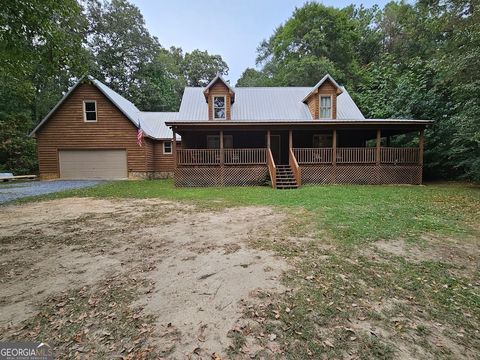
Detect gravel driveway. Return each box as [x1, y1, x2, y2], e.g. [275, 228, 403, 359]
[0, 180, 103, 204]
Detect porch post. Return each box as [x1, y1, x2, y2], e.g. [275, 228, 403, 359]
[220, 130, 224, 166]
[289, 130, 293, 149]
[332, 129, 337, 182]
[172, 128, 177, 169]
[267, 130, 271, 149]
[332, 129, 337, 166]
[376, 129, 381, 166]
[220, 130, 224, 186]
[419, 129, 424, 166]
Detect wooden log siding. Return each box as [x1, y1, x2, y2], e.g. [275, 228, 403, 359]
[337, 147, 376, 164]
[380, 147, 419, 164]
[224, 149, 266, 165]
[305, 80, 338, 119]
[35, 83, 148, 178]
[153, 140, 177, 172]
[294, 148, 333, 164]
[207, 81, 232, 120]
[144, 138, 156, 172]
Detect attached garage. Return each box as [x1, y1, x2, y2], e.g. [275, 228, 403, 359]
[31, 77, 178, 180]
[58, 149, 127, 179]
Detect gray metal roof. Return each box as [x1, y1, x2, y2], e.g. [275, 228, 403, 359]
[166, 119, 432, 127]
[30, 76, 179, 140]
[33, 75, 426, 140]
[177, 86, 364, 122]
[91, 77, 143, 128]
[140, 112, 180, 140]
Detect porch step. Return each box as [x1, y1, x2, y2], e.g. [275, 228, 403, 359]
[275, 164, 298, 189]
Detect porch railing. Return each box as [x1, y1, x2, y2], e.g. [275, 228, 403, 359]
[224, 148, 266, 165]
[337, 147, 377, 164]
[267, 148, 276, 188]
[292, 147, 420, 165]
[177, 149, 220, 165]
[177, 148, 266, 166]
[381, 147, 419, 164]
[289, 148, 301, 186]
[177, 147, 421, 166]
[294, 148, 333, 164]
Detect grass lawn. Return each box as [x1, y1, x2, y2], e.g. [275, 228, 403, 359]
[24, 179, 480, 245]
[8, 180, 480, 358]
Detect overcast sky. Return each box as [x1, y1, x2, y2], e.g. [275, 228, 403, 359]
[131, 0, 394, 84]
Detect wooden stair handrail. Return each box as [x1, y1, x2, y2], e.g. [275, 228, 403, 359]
[289, 148, 301, 187]
[267, 148, 276, 188]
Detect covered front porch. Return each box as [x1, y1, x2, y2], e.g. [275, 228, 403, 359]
[170, 123, 425, 188]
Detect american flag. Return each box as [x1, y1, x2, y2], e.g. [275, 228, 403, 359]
[137, 121, 144, 147]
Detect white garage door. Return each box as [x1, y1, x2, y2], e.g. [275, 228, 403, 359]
[59, 150, 127, 179]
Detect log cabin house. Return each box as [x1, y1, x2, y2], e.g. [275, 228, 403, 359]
[31, 74, 432, 189]
[168, 74, 431, 188]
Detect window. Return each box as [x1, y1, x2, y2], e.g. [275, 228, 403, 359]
[83, 100, 97, 122]
[207, 135, 233, 149]
[163, 141, 172, 154]
[319, 96, 332, 119]
[313, 134, 333, 147]
[213, 96, 226, 119]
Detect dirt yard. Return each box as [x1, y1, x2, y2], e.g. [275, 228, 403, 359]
[1, 195, 478, 359]
[0, 198, 289, 358]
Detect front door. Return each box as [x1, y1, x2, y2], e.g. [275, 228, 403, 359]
[270, 135, 281, 164]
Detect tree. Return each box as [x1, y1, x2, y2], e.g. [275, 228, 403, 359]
[238, 0, 480, 181]
[180, 50, 229, 86]
[0, 0, 231, 174]
[0, 0, 87, 174]
[85, 0, 160, 98]
[236, 68, 274, 87]
[440, 0, 480, 180]
[84, 0, 229, 106]
[254, 2, 361, 86]
[129, 56, 182, 112]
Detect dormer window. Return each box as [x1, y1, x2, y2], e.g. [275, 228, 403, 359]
[320, 96, 332, 119]
[213, 96, 226, 119]
[83, 100, 97, 122]
[204, 74, 235, 120]
[303, 75, 341, 119]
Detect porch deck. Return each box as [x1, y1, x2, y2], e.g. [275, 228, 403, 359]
[171, 127, 425, 188]
[174, 146, 422, 187]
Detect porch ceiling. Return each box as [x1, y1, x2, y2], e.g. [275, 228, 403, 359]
[168, 120, 431, 134]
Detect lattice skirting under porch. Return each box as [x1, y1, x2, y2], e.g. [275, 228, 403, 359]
[175, 166, 269, 187]
[300, 165, 422, 185]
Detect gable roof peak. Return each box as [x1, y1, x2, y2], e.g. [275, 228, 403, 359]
[203, 73, 235, 102]
[302, 74, 343, 103]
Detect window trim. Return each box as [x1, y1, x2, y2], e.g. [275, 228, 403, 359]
[163, 141, 172, 154]
[313, 133, 333, 147]
[212, 95, 227, 120]
[83, 100, 97, 122]
[319, 95, 332, 119]
[207, 134, 233, 149]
